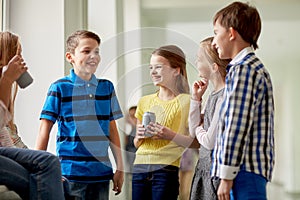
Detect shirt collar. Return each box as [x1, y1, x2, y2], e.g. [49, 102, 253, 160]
[229, 47, 254, 66]
[69, 69, 98, 86]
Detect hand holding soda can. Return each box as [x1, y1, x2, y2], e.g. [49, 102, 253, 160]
[142, 112, 156, 137]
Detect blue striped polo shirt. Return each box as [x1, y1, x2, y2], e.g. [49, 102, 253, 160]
[40, 69, 123, 183]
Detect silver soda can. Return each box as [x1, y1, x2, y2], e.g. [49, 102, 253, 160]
[16, 71, 33, 89]
[142, 111, 156, 137]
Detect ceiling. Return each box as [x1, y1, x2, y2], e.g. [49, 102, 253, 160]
[140, 0, 300, 25]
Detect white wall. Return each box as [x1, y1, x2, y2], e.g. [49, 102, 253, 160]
[8, 0, 65, 153]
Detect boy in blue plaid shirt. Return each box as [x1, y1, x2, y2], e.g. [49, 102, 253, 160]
[211, 2, 275, 200]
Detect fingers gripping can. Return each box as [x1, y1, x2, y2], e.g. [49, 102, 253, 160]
[142, 112, 156, 137]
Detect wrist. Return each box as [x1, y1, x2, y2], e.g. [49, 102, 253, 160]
[1, 75, 15, 85]
[134, 137, 142, 148]
[115, 169, 124, 173]
[191, 95, 201, 102]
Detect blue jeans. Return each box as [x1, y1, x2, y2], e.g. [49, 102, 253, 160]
[132, 164, 179, 200]
[0, 147, 64, 200]
[232, 170, 267, 200]
[68, 181, 109, 200]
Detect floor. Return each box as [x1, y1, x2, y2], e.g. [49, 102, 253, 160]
[1, 177, 299, 199]
[108, 178, 300, 200]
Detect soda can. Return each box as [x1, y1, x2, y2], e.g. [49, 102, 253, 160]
[142, 112, 156, 137]
[16, 71, 33, 89]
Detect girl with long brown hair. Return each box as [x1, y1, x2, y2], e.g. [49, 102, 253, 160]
[0, 31, 28, 148]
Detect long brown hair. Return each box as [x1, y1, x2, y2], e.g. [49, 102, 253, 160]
[152, 45, 189, 94]
[0, 31, 20, 131]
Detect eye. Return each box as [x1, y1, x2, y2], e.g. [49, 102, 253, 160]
[149, 65, 153, 70]
[81, 50, 91, 54]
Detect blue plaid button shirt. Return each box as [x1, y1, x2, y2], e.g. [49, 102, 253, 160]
[212, 47, 275, 181]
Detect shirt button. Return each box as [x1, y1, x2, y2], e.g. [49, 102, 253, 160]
[89, 94, 93, 98]
[87, 84, 90, 87]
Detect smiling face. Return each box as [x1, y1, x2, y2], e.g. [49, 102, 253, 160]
[212, 19, 232, 60]
[149, 54, 179, 88]
[66, 38, 100, 81]
[196, 47, 213, 80]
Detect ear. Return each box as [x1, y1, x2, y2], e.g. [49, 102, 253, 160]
[229, 27, 237, 41]
[174, 67, 181, 77]
[65, 52, 73, 63]
[212, 63, 219, 73]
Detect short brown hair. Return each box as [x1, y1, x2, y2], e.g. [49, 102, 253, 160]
[66, 30, 101, 54]
[213, 1, 261, 50]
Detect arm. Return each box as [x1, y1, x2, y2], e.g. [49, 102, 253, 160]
[188, 99, 202, 138]
[0, 55, 27, 107]
[109, 120, 124, 195]
[219, 64, 257, 180]
[35, 119, 53, 150]
[170, 132, 199, 148]
[195, 97, 224, 150]
[133, 119, 146, 148]
[149, 123, 200, 148]
[0, 101, 11, 128]
[189, 79, 208, 137]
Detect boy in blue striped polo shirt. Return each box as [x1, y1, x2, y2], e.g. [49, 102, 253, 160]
[35, 30, 124, 199]
[211, 2, 275, 200]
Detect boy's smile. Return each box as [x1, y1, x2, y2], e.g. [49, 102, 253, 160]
[212, 19, 232, 60]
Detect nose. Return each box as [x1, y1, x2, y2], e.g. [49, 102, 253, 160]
[150, 67, 157, 75]
[89, 52, 100, 62]
[90, 52, 96, 58]
[211, 38, 217, 48]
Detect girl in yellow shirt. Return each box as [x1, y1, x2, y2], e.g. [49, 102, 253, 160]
[132, 45, 196, 200]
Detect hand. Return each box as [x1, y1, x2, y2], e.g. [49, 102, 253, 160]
[112, 170, 124, 195]
[191, 79, 208, 101]
[148, 122, 175, 140]
[2, 55, 27, 84]
[134, 124, 147, 148]
[135, 124, 146, 140]
[217, 179, 233, 200]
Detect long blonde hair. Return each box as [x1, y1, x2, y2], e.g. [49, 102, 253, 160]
[199, 37, 230, 81]
[0, 31, 20, 131]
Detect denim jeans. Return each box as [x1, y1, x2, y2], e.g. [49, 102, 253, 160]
[68, 181, 109, 200]
[232, 170, 267, 200]
[0, 147, 64, 200]
[132, 164, 179, 200]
